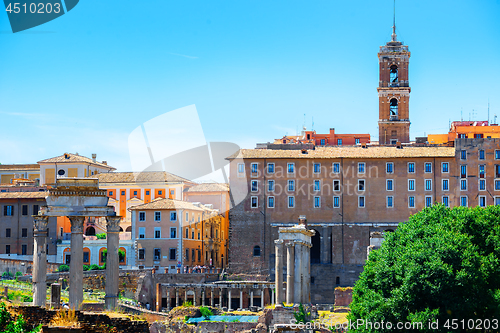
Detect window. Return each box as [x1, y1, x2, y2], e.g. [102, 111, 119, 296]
[154, 248, 161, 261]
[314, 196, 320, 208]
[333, 180, 340, 192]
[390, 98, 398, 118]
[461, 150, 467, 160]
[425, 196, 432, 208]
[475, 134, 483, 139]
[21, 228, 27, 238]
[22, 245, 27, 256]
[169, 248, 176, 260]
[121, 191, 125, 196]
[138, 227, 145, 238]
[442, 179, 449, 191]
[387, 196, 393, 208]
[139, 212, 146, 221]
[424, 163, 432, 173]
[5, 245, 10, 255]
[268, 196, 275, 208]
[496, 197, 500, 206]
[154, 211, 161, 221]
[314, 180, 320, 191]
[496, 150, 500, 160]
[109, 191, 113, 196]
[191, 230, 195, 239]
[138, 249, 145, 260]
[185, 212, 189, 221]
[497, 165, 500, 178]
[170, 227, 176, 238]
[198, 250, 201, 262]
[251, 163, 258, 175]
[408, 179, 415, 191]
[287, 163, 295, 174]
[359, 196, 365, 208]
[425, 179, 432, 191]
[32, 205, 39, 215]
[288, 196, 295, 208]
[442, 162, 449, 173]
[337, 139, 342, 145]
[320, 139, 325, 145]
[158, 190, 163, 195]
[251, 180, 258, 192]
[288, 180, 295, 192]
[333, 196, 340, 208]
[479, 150, 485, 160]
[6, 228, 11, 238]
[459, 134, 466, 138]
[146, 190, 150, 195]
[22, 205, 28, 216]
[408, 162, 415, 173]
[170, 211, 177, 221]
[191, 249, 195, 261]
[390, 64, 398, 83]
[170, 189, 174, 196]
[460, 196, 468, 207]
[442, 196, 449, 207]
[461, 179, 467, 191]
[313, 163, 321, 174]
[83, 252, 89, 263]
[332, 163, 340, 174]
[479, 165, 485, 178]
[268, 180, 275, 192]
[408, 196, 415, 208]
[267, 163, 275, 174]
[154, 228, 161, 239]
[461, 165, 467, 178]
[250, 196, 258, 208]
[386, 179, 393, 191]
[133, 191, 138, 196]
[238, 163, 245, 173]
[358, 163, 365, 174]
[479, 179, 486, 191]
[185, 228, 189, 238]
[355, 138, 360, 145]
[479, 196, 486, 207]
[3, 205, 13, 216]
[386, 162, 394, 174]
[358, 180, 365, 192]
[253, 246, 261, 257]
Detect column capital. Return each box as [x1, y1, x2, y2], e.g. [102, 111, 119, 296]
[285, 241, 295, 248]
[69, 216, 85, 233]
[274, 239, 284, 246]
[106, 216, 122, 233]
[33, 215, 49, 233]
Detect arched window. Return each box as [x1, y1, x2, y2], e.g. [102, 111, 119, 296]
[390, 98, 398, 118]
[125, 226, 132, 232]
[253, 246, 261, 257]
[390, 65, 398, 83]
[85, 227, 96, 236]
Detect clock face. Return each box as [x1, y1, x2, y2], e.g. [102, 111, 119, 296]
[58, 169, 66, 176]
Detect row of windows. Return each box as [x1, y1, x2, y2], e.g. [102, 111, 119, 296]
[2, 205, 39, 217]
[138, 211, 202, 223]
[4, 244, 29, 255]
[459, 149, 500, 160]
[241, 162, 450, 175]
[2, 228, 30, 238]
[185, 248, 202, 262]
[138, 227, 178, 239]
[252, 195, 500, 209]
[108, 189, 175, 197]
[138, 248, 176, 261]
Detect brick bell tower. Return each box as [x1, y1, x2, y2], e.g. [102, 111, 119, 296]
[377, 15, 411, 145]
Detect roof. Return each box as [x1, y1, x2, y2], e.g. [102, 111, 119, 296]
[88, 171, 193, 184]
[0, 164, 40, 171]
[227, 146, 456, 159]
[38, 153, 115, 170]
[184, 183, 229, 193]
[0, 192, 48, 199]
[129, 198, 210, 211]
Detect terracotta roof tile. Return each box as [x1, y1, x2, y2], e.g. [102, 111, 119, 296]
[0, 191, 48, 199]
[38, 153, 115, 170]
[227, 146, 456, 159]
[87, 171, 193, 184]
[129, 198, 210, 211]
[0, 164, 40, 171]
[184, 183, 229, 193]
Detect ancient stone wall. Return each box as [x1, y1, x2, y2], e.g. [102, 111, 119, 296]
[334, 287, 353, 307]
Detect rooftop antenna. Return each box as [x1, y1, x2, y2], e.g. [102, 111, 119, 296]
[391, 0, 397, 41]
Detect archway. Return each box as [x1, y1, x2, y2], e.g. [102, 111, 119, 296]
[125, 226, 132, 232]
[85, 226, 96, 236]
[311, 230, 321, 264]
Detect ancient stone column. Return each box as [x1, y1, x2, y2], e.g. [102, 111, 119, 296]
[219, 289, 222, 308]
[50, 283, 61, 309]
[202, 288, 205, 306]
[155, 283, 162, 312]
[250, 290, 254, 307]
[294, 242, 303, 304]
[193, 288, 197, 306]
[302, 242, 312, 304]
[166, 288, 171, 310]
[33, 215, 49, 307]
[239, 289, 243, 309]
[105, 216, 121, 310]
[228, 288, 232, 310]
[272, 288, 275, 305]
[274, 239, 284, 305]
[184, 288, 188, 303]
[210, 288, 214, 307]
[285, 242, 295, 304]
[175, 288, 179, 307]
[69, 216, 85, 310]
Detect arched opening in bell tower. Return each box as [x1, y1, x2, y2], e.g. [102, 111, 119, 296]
[390, 98, 398, 119]
[390, 65, 398, 84]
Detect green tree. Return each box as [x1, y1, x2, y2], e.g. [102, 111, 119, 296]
[348, 205, 500, 333]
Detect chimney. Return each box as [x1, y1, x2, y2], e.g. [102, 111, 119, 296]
[92, 154, 96, 162]
[102, 161, 107, 165]
[396, 141, 403, 149]
[361, 143, 367, 148]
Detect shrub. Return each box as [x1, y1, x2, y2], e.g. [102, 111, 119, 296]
[96, 233, 106, 239]
[199, 306, 213, 320]
[90, 264, 100, 271]
[182, 301, 193, 307]
[58, 265, 69, 272]
[83, 265, 89, 271]
[50, 308, 79, 328]
[1, 272, 13, 278]
[293, 304, 310, 324]
[14, 272, 22, 277]
[0, 302, 41, 333]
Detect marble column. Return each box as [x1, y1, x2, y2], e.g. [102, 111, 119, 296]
[302, 242, 312, 304]
[69, 216, 85, 310]
[228, 288, 232, 310]
[175, 288, 179, 307]
[239, 289, 243, 309]
[105, 216, 121, 310]
[202, 288, 205, 306]
[294, 242, 303, 304]
[219, 289, 222, 308]
[193, 288, 197, 306]
[211, 288, 214, 307]
[185, 288, 188, 303]
[33, 216, 49, 307]
[250, 290, 254, 307]
[167, 288, 171, 310]
[274, 239, 284, 305]
[285, 242, 295, 304]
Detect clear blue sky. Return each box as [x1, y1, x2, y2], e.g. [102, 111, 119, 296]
[1, 0, 499, 171]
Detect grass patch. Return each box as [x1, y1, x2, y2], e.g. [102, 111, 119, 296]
[50, 308, 79, 328]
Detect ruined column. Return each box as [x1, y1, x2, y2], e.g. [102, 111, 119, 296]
[105, 216, 121, 310]
[250, 290, 254, 307]
[239, 289, 243, 310]
[50, 283, 61, 309]
[156, 283, 162, 312]
[219, 289, 222, 308]
[302, 242, 312, 304]
[228, 288, 232, 311]
[202, 288, 205, 306]
[294, 242, 303, 304]
[285, 242, 295, 304]
[69, 216, 85, 310]
[274, 239, 284, 305]
[33, 215, 49, 307]
[166, 288, 171, 310]
[211, 288, 214, 307]
[272, 288, 275, 305]
[193, 288, 197, 306]
[175, 288, 179, 307]
[185, 288, 188, 304]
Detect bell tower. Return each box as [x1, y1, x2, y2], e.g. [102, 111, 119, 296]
[377, 10, 411, 145]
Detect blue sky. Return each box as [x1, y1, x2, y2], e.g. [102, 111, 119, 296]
[1, 0, 499, 171]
